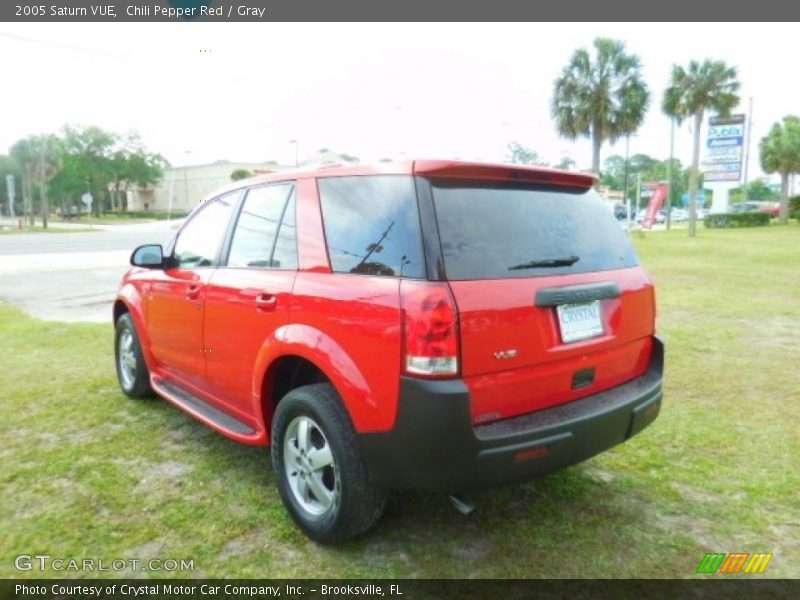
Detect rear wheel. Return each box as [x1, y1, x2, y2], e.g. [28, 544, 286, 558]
[271, 383, 386, 543]
[114, 313, 153, 399]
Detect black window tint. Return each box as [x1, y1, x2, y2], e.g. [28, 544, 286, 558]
[228, 184, 295, 269]
[318, 176, 424, 278]
[174, 193, 237, 268]
[432, 182, 639, 280]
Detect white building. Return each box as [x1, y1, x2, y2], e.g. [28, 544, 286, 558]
[127, 160, 283, 213]
[127, 151, 358, 213]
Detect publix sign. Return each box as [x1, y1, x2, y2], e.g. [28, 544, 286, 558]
[703, 114, 745, 182]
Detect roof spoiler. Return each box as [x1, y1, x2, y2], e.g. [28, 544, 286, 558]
[412, 160, 596, 189]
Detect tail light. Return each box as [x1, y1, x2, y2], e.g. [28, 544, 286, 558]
[401, 281, 460, 378]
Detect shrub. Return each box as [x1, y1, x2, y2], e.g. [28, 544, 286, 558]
[704, 212, 771, 228]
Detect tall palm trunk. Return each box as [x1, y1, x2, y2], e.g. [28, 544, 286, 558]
[591, 133, 602, 175]
[688, 110, 704, 237]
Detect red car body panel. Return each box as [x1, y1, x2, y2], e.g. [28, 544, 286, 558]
[203, 267, 296, 413]
[287, 273, 403, 432]
[449, 267, 655, 423]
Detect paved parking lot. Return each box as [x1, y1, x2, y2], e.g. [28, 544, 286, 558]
[0, 220, 180, 322]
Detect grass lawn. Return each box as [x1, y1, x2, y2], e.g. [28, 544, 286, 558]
[0, 226, 798, 579]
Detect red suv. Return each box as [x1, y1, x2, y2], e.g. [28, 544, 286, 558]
[114, 160, 663, 542]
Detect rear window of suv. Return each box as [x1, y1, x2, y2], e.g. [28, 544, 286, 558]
[431, 181, 639, 280]
[318, 175, 425, 278]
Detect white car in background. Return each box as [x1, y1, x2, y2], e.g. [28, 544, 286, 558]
[669, 208, 688, 222]
[633, 210, 666, 226]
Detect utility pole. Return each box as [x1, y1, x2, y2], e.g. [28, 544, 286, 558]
[636, 172, 642, 217]
[39, 137, 49, 229]
[666, 118, 675, 230]
[182, 150, 192, 213]
[741, 97, 753, 203]
[622, 134, 631, 213]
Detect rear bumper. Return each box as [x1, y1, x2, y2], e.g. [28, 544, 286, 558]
[359, 337, 663, 491]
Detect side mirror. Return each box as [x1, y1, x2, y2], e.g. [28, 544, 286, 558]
[131, 244, 165, 268]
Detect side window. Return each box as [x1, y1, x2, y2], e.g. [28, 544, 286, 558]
[317, 176, 424, 278]
[173, 193, 237, 268]
[272, 191, 298, 270]
[227, 183, 296, 269]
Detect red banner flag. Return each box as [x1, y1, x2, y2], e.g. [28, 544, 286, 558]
[642, 183, 668, 229]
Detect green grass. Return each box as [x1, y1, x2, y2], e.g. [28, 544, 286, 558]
[1, 226, 798, 579]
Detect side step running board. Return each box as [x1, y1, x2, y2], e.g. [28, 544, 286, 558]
[152, 378, 256, 436]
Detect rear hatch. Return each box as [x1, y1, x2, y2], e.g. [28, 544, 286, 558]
[424, 170, 655, 425]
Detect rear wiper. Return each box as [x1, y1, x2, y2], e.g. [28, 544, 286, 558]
[508, 256, 580, 270]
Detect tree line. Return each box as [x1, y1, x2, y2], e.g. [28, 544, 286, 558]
[513, 37, 800, 234]
[0, 125, 166, 227]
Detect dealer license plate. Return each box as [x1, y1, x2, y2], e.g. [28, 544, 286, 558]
[556, 300, 604, 343]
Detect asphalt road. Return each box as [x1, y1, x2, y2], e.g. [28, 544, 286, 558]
[0, 220, 181, 322]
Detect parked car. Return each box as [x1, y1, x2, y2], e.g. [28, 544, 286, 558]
[613, 204, 634, 221]
[632, 209, 665, 225]
[730, 201, 762, 214]
[114, 160, 663, 542]
[668, 208, 688, 222]
[761, 202, 780, 218]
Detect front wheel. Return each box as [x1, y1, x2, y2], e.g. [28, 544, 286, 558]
[271, 383, 386, 543]
[114, 313, 153, 399]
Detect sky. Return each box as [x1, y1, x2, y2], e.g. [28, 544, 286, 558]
[0, 22, 796, 183]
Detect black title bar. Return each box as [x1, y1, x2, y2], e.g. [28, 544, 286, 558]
[1, 579, 798, 600]
[2, 1, 800, 21]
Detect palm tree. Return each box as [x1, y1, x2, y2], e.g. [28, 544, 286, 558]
[552, 38, 650, 177]
[663, 60, 740, 236]
[760, 116, 800, 224]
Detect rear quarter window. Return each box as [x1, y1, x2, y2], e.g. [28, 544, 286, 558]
[318, 175, 425, 278]
[431, 181, 639, 280]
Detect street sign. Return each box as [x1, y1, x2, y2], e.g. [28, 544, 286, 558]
[704, 114, 745, 183]
[702, 146, 743, 163]
[709, 114, 745, 126]
[681, 191, 706, 206]
[707, 137, 744, 148]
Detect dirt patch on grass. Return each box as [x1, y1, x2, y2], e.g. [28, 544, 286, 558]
[738, 316, 800, 353]
[136, 460, 194, 489]
[219, 528, 271, 559]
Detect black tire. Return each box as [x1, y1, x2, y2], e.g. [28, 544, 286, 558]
[114, 313, 153, 399]
[271, 383, 387, 543]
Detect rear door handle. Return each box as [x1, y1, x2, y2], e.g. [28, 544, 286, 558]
[255, 293, 277, 311]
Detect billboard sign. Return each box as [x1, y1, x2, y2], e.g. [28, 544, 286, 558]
[704, 114, 745, 183]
